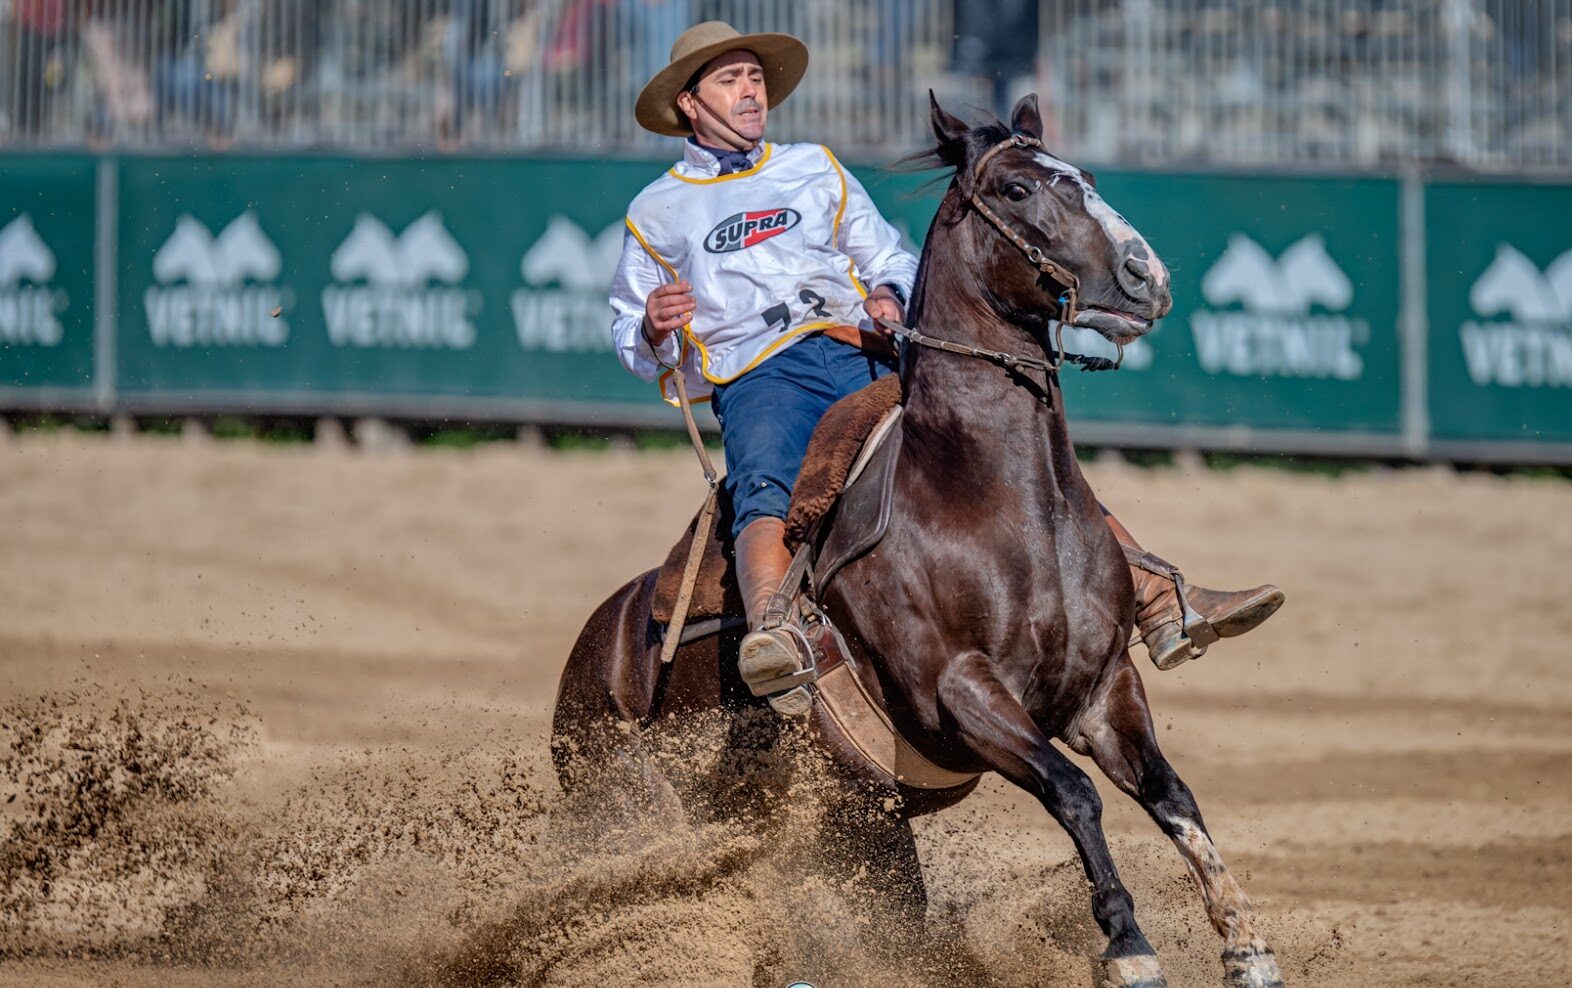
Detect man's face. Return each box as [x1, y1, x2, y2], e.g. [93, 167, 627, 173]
[678, 50, 767, 149]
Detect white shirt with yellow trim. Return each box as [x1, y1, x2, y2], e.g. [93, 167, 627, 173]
[609, 140, 918, 403]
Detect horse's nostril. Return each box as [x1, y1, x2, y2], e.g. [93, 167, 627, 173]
[1119, 253, 1154, 298]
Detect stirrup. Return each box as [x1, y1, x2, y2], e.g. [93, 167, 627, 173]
[1173, 573, 1221, 649]
[1123, 544, 1220, 650]
[738, 625, 817, 717]
[739, 623, 816, 692]
[741, 544, 819, 715]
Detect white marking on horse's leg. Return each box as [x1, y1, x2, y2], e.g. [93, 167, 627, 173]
[1104, 951, 1169, 987]
[1164, 817, 1286, 984]
[1163, 816, 1265, 950]
[1222, 945, 1286, 988]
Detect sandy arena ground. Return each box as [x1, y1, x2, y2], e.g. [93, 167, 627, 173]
[0, 429, 1568, 986]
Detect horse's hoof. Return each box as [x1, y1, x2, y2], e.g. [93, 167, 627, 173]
[1103, 953, 1168, 988]
[767, 685, 814, 718]
[1222, 945, 1286, 988]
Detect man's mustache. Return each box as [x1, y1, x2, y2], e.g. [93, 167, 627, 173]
[733, 99, 762, 116]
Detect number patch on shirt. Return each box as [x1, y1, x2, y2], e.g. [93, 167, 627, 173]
[760, 288, 841, 335]
[761, 302, 792, 335]
[799, 289, 831, 319]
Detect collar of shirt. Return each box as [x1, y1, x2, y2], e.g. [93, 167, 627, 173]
[677, 138, 766, 178]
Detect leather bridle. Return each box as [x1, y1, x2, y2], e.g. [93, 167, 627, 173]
[904, 131, 1124, 374]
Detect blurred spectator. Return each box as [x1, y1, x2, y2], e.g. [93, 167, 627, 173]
[154, 0, 244, 146]
[874, 0, 914, 86]
[543, 0, 617, 122]
[9, 0, 79, 138]
[80, 0, 158, 143]
[953, 0, 1038, 120]
[257, 0, 324, 131]
[440, 0, 518, 147]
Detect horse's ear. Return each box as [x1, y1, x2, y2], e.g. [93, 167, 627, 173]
[1010, 93, 1044, 139]
[929, 90, 970, 164]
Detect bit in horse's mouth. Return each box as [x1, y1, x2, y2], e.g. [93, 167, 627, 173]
[1072, 305, 1153, 342]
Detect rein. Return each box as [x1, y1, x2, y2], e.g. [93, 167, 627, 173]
[881, 318, 1119, 376]
[658, 353, 721, 666]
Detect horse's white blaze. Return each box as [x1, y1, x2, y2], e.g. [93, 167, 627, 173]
[1034, 151, 1168, 286]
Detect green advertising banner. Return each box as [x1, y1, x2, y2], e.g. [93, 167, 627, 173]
[113, 158, 1403, 436]
[0, 155, 97, 393]
[3, 149, 1567, 460]
[116, 156, 672, 413]
[1425, 179, 1572, 445]
[1051, 172, 1404, 434]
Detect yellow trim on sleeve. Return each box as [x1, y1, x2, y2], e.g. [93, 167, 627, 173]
[824, 146, 849, 243]
[847, 264, 869, 298]
[625, 217, 702, 406]
[657, 333, 714, 406]
[667, 143, 774, 185]
[822, 146, 869, 299]
[624, 216, 678, 278]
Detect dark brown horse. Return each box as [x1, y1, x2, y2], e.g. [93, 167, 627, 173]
[552, 94, 1285, 988]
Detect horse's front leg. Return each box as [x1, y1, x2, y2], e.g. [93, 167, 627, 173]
[1068, 655, 1286, 988]
[937, 651, 1168, 988]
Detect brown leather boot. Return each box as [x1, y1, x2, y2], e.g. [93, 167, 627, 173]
[1104, 509, 1286, 671]
[734, 517, 815, 716]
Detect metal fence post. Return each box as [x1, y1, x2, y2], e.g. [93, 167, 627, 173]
[1399, 166, 1429, 460]
[93, 154, 118, 414]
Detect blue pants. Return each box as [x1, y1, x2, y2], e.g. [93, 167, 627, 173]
[713, 334, 894, 539]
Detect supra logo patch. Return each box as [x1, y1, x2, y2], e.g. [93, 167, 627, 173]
[705, 208, 801, 253]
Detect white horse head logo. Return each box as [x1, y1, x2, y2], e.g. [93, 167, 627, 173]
[520, 216, 624, 291]
[153, 212, 280, 285]
[1202, 234, 1351, 315]
[1469, 243, 1572, 323]
[331, 212, 468, 287]
[398, 212, 468, 284]
[0, 215, 56, 286]
[330, 215, 401, 285]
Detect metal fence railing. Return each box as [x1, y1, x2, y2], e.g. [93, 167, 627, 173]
[1041, 0, 1572, 171]
[2, 0, 1569, 170]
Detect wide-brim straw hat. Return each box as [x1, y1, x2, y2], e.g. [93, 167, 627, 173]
[635, 21, 809, 137]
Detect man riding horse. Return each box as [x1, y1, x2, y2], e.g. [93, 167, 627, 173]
[609, 22, 1284, 710]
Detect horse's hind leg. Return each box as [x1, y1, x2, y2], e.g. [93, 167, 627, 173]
[1069, 655, 1286, 988]
[937, 652, 1167, 988]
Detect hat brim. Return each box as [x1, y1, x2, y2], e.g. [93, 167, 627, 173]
[636, 33, 809, 138]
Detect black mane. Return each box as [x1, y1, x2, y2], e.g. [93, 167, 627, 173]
[899, 112, 1011, 179]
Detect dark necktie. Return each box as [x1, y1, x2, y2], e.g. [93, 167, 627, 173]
[691, 139, 753, 175]
[715, 150, 753, 175]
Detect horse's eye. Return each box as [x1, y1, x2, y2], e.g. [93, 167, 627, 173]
[1003, 182, 1032, 202]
